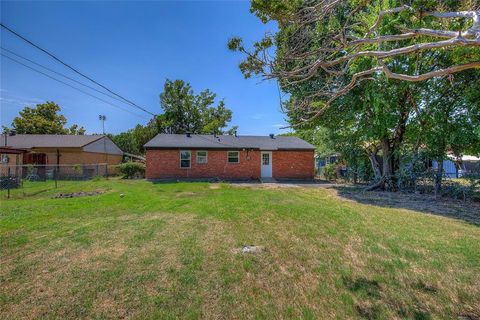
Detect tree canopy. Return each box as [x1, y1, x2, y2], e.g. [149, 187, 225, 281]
[4, 101, 86, 135]
[155, 79, 237, 135]
[229, 0, 480, 191]
[230, 0, 480, 120]
[111, 79, 238, 155]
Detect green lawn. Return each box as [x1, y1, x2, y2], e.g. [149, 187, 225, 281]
[1, 179, 479, 319]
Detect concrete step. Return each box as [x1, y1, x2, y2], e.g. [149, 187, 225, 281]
[260, 177, 277, 183]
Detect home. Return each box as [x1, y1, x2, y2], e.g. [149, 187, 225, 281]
[1, 134, 124, 177]
[432, 155, 480, 178]
[144, 133, 315, 180]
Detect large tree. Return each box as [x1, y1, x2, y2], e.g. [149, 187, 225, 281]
[229, 0, 480, 118]
[111, 79, 238, 155]
[155, 79, 237, 135]
[408, 70, 480, 193]
[229, 0, 480, 191]
[110, 124, 157, 156]
[4, 101, 85, 135]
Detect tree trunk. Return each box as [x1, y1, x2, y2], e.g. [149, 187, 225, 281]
[434, 159, 444, 198]
[368, 151, 382, 181]
[367, 138, 396, 191]
[350, 162, 358, 184]
[381, 139, 396, 191]
[367, 90, 411, 192]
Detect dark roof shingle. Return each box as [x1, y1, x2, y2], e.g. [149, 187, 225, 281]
[144, 134, 315, 150]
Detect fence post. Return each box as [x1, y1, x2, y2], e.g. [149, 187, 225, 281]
[54, 167, 58, 188]
[105, 164, 108, 179]
[7, 166, 11, 199]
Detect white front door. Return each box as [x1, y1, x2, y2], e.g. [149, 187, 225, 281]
[261, 151, 272, 177]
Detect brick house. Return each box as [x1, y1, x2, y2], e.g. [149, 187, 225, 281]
[144, 133, 315, 180]
[1, 134, 123, 177]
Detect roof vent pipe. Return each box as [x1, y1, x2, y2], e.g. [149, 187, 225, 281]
[269, 133, 275, 139]
[186, 132, 191, 138]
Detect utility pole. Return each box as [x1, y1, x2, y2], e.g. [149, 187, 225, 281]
[99, 115, 106, 134]
[98, 115, 107, 176]
[4, 129, 16, 147]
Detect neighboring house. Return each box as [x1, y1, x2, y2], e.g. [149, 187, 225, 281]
[144, 133, 315, 180]
[1, 134, 124, 177]
[432, 155, 480, 178]
[315, 154, 339, 169]
[0, 147, 27, 180]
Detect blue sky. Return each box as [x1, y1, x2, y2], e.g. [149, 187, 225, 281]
[0, 1, 288, 135]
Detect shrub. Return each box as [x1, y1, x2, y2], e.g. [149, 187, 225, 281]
[345, 161, 373, 184]
[119, 162, 145, 179]
[322, 163, 337, 181]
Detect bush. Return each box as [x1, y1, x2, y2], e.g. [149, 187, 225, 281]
[442, 173, 480, 201]
[322, 163, 337, 181]
[345, 162, 373, 184]
[119, 162, 145, 179]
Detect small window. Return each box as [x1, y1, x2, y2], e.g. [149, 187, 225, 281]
[197, 151, 208, 164]
[227, 151, 239, 163]
[180, 150, 191, 168]
[262, 153, 270, 165]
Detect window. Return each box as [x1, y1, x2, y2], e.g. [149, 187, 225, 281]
[262, 153, 270, 165]
[196, 151, 208, 164]
[180, 150, 191, 168]
[227, 151, 239, 163]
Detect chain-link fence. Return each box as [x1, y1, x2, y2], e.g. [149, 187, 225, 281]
[0, 163, 113, 198]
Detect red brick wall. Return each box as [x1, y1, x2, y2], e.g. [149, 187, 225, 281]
[146, 149, 315, 180]
[272, 150, 314, 180]
[145, 149, 261, 180]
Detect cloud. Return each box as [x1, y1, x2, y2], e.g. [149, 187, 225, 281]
[250, 114, 264, 120]
[0, 94, 44, 107]
[272, 123, 285, 128]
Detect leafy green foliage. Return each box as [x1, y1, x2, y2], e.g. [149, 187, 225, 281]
[322, 163, 337, 180]
[157, 79, 235, 135]
[110, 124, 157, 156]
[118, 162, 145, 179]
[111, 79, 238, 155]
[4, 101, 85, 135]
[232, 0, 480, 192]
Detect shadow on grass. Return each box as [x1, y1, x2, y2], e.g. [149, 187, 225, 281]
[334, 186, 480, 226]
[343, 276, 381, 298]
[343, 276, 433, 320]
[1, 186, 57, 200]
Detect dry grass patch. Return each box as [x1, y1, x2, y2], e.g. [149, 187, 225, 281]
[1, 179, 479, 319]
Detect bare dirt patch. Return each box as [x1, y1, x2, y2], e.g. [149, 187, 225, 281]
[53, 190, 105, 199]
[229, 180, 342, 190]
[175, 191, 200, 197]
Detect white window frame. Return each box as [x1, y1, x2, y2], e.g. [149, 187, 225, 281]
[196, 150, 208, 164]
[262, 153, 270, 165]
[227, 151, 239, 164]
[180, 150, 191, 168]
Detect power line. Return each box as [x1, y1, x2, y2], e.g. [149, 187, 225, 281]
[1, 53, 150, 120]
[0, 23, 156, 116]
[1, 46, 130, 105]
